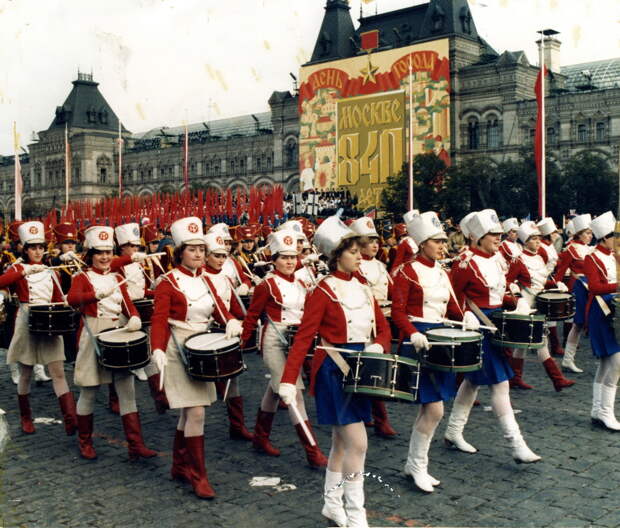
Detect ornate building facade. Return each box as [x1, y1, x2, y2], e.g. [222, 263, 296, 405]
[1, 0, 619, 218]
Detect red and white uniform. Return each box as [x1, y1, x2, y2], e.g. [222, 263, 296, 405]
[223, 257, 252, 289]
[358, 254, 391, 302]
[390, 237, 418, 274]
[506, 248, 555, 306]
[553, 240, 593, 289]
[280, 271, 391, 394]
[498, 239, 522, 272]
[202, 264, 245, 319]
[539, 239, 559, 274]
[451, 247, 507, 309]
[584, 245, 617, 299]
[110, 255, 153, 301]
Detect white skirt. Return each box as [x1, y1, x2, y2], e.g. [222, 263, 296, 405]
[7, 305, 65, 366]
[262, 323, 304, 392]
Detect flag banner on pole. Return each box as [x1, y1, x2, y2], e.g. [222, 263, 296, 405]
[13, 122, 23, 221]
[534, 66, 548, 219]
[65, 124, 71, 212]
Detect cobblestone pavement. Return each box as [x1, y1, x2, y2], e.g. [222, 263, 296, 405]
[1, 337, 619, 528]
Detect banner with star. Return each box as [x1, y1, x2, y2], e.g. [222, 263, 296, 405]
[298, 38, 450, 209]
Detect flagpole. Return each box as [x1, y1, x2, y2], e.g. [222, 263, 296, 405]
[13, 122, 22, 221]
[539, 35, 546, 218]
[184, 123, 189, 195]
[408, 54, 414, 211]
[65, 123, 70, 212]
[118, 120, 123, 198]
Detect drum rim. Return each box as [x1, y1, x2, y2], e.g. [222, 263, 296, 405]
[492, 312, 546, 322]
[490, 337, 544, 349]
[343, 385, 415, 402]
[99, 358, 150, 370]
[97, 330, 148, 345]
[184, 344, 241, 356]
[183, 330, 240, 350]
[29, 304, 78, 313]
[345, 351, 419, 366]
[185, 366, 245, 381]
[425, 327, 482, 343]
[420, 359, 482, 372]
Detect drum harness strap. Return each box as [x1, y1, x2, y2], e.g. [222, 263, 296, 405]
[584, 256, 612, 317]
[261, 274, 303, 346]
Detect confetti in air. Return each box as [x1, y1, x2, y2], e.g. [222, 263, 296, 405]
[325, 472, 400, 499]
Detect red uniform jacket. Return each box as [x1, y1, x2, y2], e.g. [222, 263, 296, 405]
[0, 263, 64, 303]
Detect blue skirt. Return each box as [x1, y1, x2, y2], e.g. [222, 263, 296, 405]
[465, 308, 513, 386]
[400, 322, 456, 404]
[573, 278, 588, 325]
[588, 293, 620, 358]
[314, 343, 372, 426]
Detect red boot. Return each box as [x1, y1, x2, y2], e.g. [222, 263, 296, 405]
[18, 394, 35, 434]
[121, 412, 158, 460]
[147, 373, 169, 414]
[295, 420, 328, 468]
[227, 396, 254, 441]
[509, 357, 534, 390]
[548, 327, 565, 357]
[77, 414, 97, 459]
[58, 392, 77, 436]
[108, 385, 120, 415]
[543, 358, 575, 392]
[171, 429, 190, 482]
[372, 400, 397, 438]
[252, 409, 280, 456]
[185, 435, 216, 499]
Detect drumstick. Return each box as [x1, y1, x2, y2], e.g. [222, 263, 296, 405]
[408, 315, 496, 333]
[402, 341, 461, 347]
[317, 345, 359, 354]
[222, 379, 231, 401]
[94, 326, 132, 338]
[288, 401, 315, 446]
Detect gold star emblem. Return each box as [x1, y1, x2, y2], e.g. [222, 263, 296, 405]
[361, 58, 379, 84]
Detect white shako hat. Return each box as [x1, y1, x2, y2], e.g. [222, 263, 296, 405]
[84, 226, 115, 251]
[268, 229, 298, 256]
[459, 212, 477, 239]
[18, 221, 46, 245]
[537, 217, 558, 236]
[407, 211, 447, 246]
[314, 215, 356, 257]
[277, 220, 306, 240]
[572, 213, 592, 234]
[171, 217, 204, 247]
[591, 211, 616, 240]
[204, 232, 228, 254]
[115, 223, 141, 246]
[208, 223, 233, 241]
[468, 209, 503, 243]
[349, 217, 379, 238]
[517, 221, 541, 244]
[502, 218, 519, 233]
[403, 209, 420, 225]
[565, 220, 575, 238]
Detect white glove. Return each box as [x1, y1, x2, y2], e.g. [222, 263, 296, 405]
[364, 343, 384, 354]
[131, 252, 149, 263]
[95, 286, 116, 300]
[462, 311, 480, 331]
[59, 251, 77, 262]
[508, 283, 520, 296]
[556, 282, 568, 293]
[278, 382, 297, 406]
[236, 283, 250, 296]
[302, 254, 319, 265]
[225, 318, 243, 339]
[126, 315, 142, 332]
[152, 349, 168, 390]
[410, 332, 429, 352]
[23, 264, 46, 276]
[514, 298, 534, 315]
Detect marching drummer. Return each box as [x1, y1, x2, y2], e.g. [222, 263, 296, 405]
[150, 217, 243, 499]
[553, 214, 593, 373]
[0, 221, 77, 436]
[202, 231, 254, 442]
[350, 216, 398, 439]
[447, 209, 541, 464]
[498, 218, 522, 271]
[391, 211, 479, 492]
[389, 212, 419, 273]
[505, 221, 575, 392]
[240, 229, 328, 467]
[67, 226, 156, 461]
[278, 216, 391, 528]
[583, 212, 620, 431]
[208, 223, 253, 292]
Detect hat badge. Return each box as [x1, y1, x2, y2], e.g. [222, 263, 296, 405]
[431, 217, 441, 228]
[216, 236, 224, 245]
[133, 227, 140, 237]
[99, 231, 109, 241]
[188, 223, 199, 234]
[366, 220, 373, 229]
[283, 235, 294, 245]
[29, 226, 38, 234]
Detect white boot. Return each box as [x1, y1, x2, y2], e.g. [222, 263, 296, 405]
[131, 368, 148, 381]
[498, 413, 541, 463]
[321, 469, 347, 527]
[33, 364, 51, 383]
[343, 479, 368, 528]
[9, 363, 20, 385]
[597, 384, 620, 431]
[562, 343, 583, 373]
[444, 403, 477, 453]
[404, 429, 435, 492]
[591, 382, 602, 424]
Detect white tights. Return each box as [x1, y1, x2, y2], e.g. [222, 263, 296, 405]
[414, 401, 444, 436]
[595, 354, 620, 388]
[17, 361, 70, 397]
[565, 323, 583, 354]
[454, 379, 513, 418]
[511, 343, 550, 362]
[76, 373, 137, 416]
[327, 422, 367, 481]
[259, 383, 308, 425]
[177, 406, 205, 437]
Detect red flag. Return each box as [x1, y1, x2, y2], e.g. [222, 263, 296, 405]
[534, 66, 548, 218]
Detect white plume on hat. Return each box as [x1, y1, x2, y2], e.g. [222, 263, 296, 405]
[590, 211, 616, 240]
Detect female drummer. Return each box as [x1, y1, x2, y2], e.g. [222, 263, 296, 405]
[447, 209, 541, 464]
[240, 229, 328, 467]
[67, 225, 155, 461]
[208, 223, 253, 294]
[391, 212, 479, 492]
[150, 217, 243, 499]
[583, 212, 620, 431]
[350, 216, 398, 439]
[279, 216, 391, 528]
[505, 221, 574, 392]
[553, 213, 593, 373]
[203, 231, 253, 442]
[0, 221, 77, 436]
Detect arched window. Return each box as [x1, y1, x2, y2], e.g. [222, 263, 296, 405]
[486, 117, 500, 149]
[468, 118, 479, 150]
[285, 138, 298, 168]
[595, 122, 606, 141]
[577, 124, 588, 142]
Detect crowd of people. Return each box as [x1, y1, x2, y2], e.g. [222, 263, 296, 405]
[1, 206, 618, 527]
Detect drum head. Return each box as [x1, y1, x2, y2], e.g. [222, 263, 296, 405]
[99, 330, 147, 344]
[426, 327, 480, 341]
[185, 332, 240, 350]
[538, 291, 571, 301]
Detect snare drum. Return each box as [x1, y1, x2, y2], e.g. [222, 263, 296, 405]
[182, 332, 245, 382]
[96, 329, 150, 370]
[423, 327, 483, 372]
[343, 352, 419, 402]
[535, 290, 575, 321]
[490, 311, 546, 349]
[284, 325, 316, 360]
[133, 298, 154, 326]
[28, 304, 79, 336]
